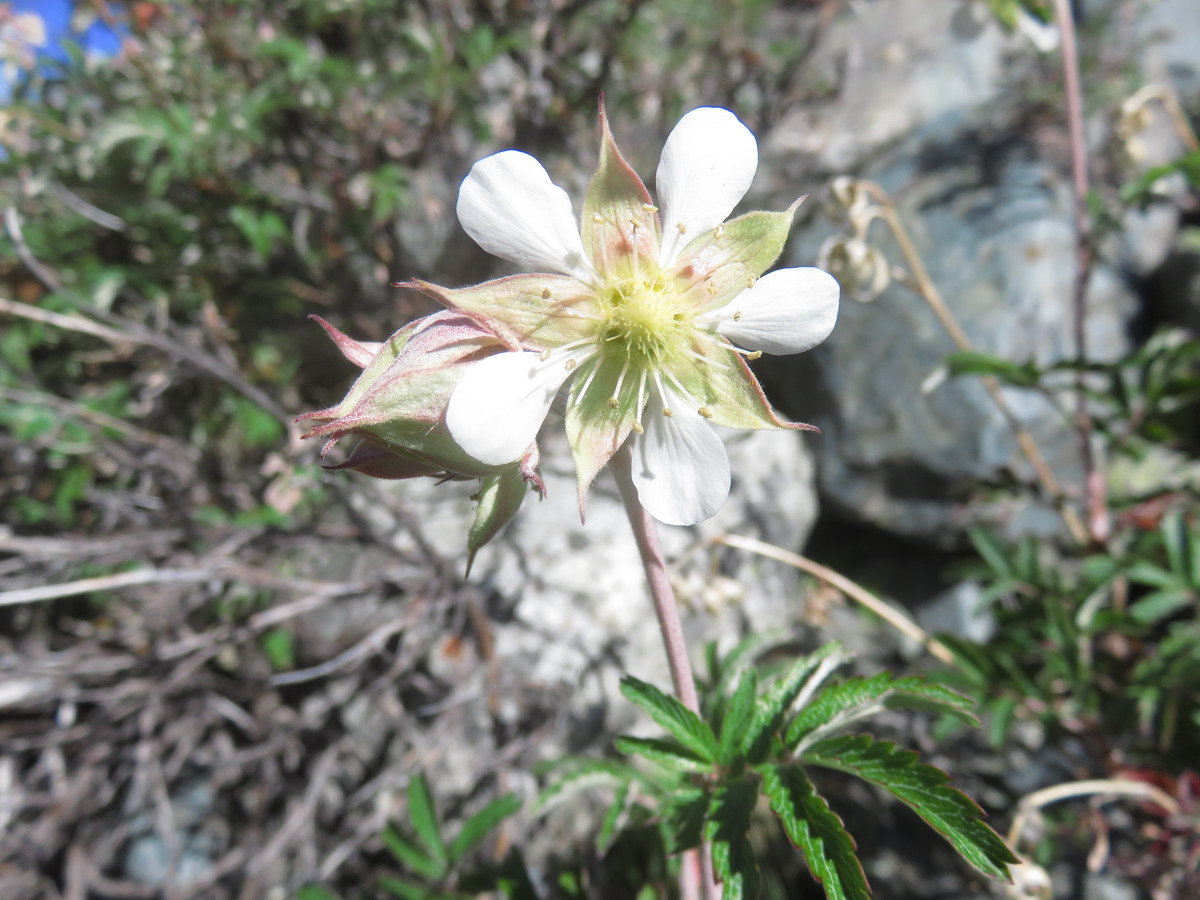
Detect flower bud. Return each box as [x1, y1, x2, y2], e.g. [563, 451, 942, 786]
[299, 311, 545, 566]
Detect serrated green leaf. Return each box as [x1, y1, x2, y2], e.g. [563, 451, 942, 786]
[784, 673, 895, 749]
[407, 775, 447, 866]
[534, 757, 655, 813]
[802, 735, 1017, 880]
[448, 793, 521, 862]
[881, 679, 980, 726]
[718, 668, 759, 764]
[620, 676, 718, 762]
[663, 788, 708, 853]
[382, 825, 445, 882]
[614, 736, 713, 773]
[761, 764, 871, 900]
[704, 779, 761, 900]
[741, 644, 846, 764]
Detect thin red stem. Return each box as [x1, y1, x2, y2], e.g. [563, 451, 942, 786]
[610, 446, 716, 900]
[1053, 0, 1108, 544]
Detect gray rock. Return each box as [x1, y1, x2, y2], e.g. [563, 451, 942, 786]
[918, 581, 996, 644]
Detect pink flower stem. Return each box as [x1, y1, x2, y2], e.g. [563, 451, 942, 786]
[610, 446, 716, 900]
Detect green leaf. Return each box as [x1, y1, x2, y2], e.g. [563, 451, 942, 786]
[296, 887, 339, 900]
[946, 351, 1042, 388]
[448, 793, 521, 862]
[467, 468, 528, 575]
[597, 780, 630, 853]
[381, 825, 445, 882]
[378, 876, 433, 900]
[620, 676, 718, 762]
[741, 644, 846, 764]
[663, 787, 708, 853]
[802, 735, 1017, 880]
[408, 775, 447, 866]
[718, 668, 759, 764]
[1129, 590, 1195, 625]
[704, 779, 761, 900]
[761, 764, 871, 900]
[614, 736, 713, 773]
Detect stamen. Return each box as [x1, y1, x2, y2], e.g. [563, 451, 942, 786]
[542, 287, 552, 299]
[733, 311, 743, 321]
[714, 224, 724, 239]
[632, 420, 644, 434]
[745, 275, 757, 288]
[565, 358, 578, 371]
[686, 347, 730, 369]
[642, 203, 658, 213]
[663, 407, 674, 417]
[540, 348, 552, 361]
[592, 213, 605, 224]
[573, 359, 602, 406]
[635, 370, 647, 419]
[610, 359, 631, 407]
[698, 407, 713, 419]
[726, 344, 764, 361]
[677, 223, 687, 235]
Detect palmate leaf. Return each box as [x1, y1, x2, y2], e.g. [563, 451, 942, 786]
[718, 668, 759, 764]
[704, 778, 760, 900]
[614, 735, 713, 773]
[620, 676, 719, 762]
[785, 673, 976, 752]
[761, 764, 871, 900]
[802, 735, 1017, 880]
[741, 644, 847, 764]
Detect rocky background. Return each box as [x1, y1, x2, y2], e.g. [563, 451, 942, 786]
[2, 1, 1198, 898]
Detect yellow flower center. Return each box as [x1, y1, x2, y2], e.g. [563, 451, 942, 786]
[596, 269, 691, 369]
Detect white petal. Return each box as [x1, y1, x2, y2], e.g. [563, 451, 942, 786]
[633, 384, 731, 526]
[707, 267, 840, 356]
[656, 107, 758, 266]
[456, 150, 595, 280]
[447, 349, 584, 465]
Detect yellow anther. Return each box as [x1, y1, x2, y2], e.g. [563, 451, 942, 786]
[642, 204, 658, 213]
[593, 213, 605, 223]
[673, 313, 684, 321]
[632, 420, 644, 435]
[676, 223, 687, 235]
[746, 275, 757, 288]
[565, 358, 577, 371]
[542, 288, 551, 299]
[747, 350, 762, 360]
[540, 348, 553, 361]
[663, 407, 674, 417]
[608, 397, 619, 408]
[714, 224, 725, 239]
[707, 280, 718, 295]
[698, 407, 713, 419]
[732, 311, 742, 321]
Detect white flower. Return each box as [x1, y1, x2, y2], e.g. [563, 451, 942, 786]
[409, 105, 839, 526]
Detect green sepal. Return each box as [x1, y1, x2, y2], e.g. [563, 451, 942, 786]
[581, 100, 660, 275]
[467, 468, 529, 575]
[761, 764, 872, 900]
[665, 344, 809, 433]
[704, 778, 761, 900]
[411, 275, 593, 351]
[564, 355, 641, 515]
[674, 207, 797, 312]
